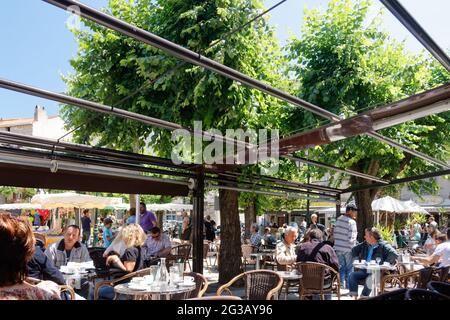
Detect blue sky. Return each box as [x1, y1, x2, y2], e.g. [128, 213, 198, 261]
[0, 0, 448, 119]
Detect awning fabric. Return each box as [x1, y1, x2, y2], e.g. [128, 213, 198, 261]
[0, 162, 189, 196]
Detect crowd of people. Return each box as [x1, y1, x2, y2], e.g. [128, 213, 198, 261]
[0, 201, 181, 300]
[246, 204, 450, 299]
[1, 199, 449, 301]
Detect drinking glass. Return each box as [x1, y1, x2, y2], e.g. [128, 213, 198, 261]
[150, 265, 158, 282]
[169, 266, 179, 283]
[376, 257, 381, 265]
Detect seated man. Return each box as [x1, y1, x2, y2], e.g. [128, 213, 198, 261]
[44, 225, 91, 299]
[276, 226, 298, 268]
[263, 227, 277, 249]
[412, 229, 449, 270]
[249, 223, 262, 247]
[296, 228, 340, 299]
[144, 227, 172, 261]
[28, 238, 66, 285]
[348, 227, 398, 299]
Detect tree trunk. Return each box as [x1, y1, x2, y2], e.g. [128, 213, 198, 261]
[354, 189, 375, 242]
[244, 197, 257, 240]
[218, 187, 242, 284]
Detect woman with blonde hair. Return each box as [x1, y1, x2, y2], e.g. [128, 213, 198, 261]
[105, 223, 147, 273]
[98, 224, 147, 300]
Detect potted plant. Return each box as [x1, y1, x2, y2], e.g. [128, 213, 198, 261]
[375, 224, 394, 246]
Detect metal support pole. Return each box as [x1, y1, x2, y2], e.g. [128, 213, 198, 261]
[192, 173, 204, 273]
[306, 170, 311, 217]
[135, 194, 140, 225]
[336, 195, 341, 218]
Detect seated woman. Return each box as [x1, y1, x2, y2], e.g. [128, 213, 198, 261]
[0, 212, 60, 300]
[98, 224, 147, 300]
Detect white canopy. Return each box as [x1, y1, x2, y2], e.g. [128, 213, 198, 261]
[146, 203, 193, 211]
[371, 196, 428, 214]
[371, 196, 407, 213]
[402, 200, 429, 214]
[0, 203, 42, 210]
[31, 192, 123, 209]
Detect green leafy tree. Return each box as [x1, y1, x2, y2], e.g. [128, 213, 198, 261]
[62, 0, 286, 282]
[287, 0, 450, 238]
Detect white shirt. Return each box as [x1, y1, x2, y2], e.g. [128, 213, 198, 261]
[434, 241, 450, 268]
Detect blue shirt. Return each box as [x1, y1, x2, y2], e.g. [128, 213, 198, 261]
[366, 244, 379, 262]
[33, 213, 41, 226]
[127, 215, 136, 224]
[103, 227, 113, 248]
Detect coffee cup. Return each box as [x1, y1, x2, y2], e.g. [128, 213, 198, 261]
[143, 275, 153, 284]
[183, 276, 194, 284]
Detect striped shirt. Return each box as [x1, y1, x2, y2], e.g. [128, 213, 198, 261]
[333, 215, 357, 253]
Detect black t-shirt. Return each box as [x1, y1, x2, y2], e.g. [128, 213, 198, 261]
[204, 220, 215, 240]
[121, 246, 144, 272]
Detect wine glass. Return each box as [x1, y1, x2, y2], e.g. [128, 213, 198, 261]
[376, 257, 381, 265]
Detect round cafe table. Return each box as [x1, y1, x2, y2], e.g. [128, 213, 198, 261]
[353, 262, 396, 297]
[276, 271, 302, 300]
[250, 251, 275, 270]
[114, 282, 196, 300]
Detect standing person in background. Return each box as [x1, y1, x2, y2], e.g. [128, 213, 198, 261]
[333, 204, 358, 292]
[102, 218, 114, 248]
[80, 209, 91, 245]
[428, 216, 438, 232]
[181, 210, 191, 242]
[126, 208, 136, 225]
[139, 202, 157, 233]
[26, 211, 34, 225]
[33, 211, 41, 227]
[204, 215, 216, 242]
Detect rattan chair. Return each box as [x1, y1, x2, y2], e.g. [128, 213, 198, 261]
[188, 296, 242, 300]
[405, 288, 449, 300]
[217, 270, 283, 300]
[381, 269, 419, 292]
[296, 262, 340, 300]
[417, 267, 434, 289]
[432, 266, 450, 282]
[27, 277, 76, 300]
[241, 244, 257, 271]
[427, 281, 450, 298]
[167, 244, 192, 271]
[381, 267, 433, 292]
[171, 272, 209, 300]
[94, 267, 152, 300]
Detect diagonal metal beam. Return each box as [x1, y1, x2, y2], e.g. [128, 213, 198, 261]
[0, 78, 249, 150]
[42, 0, 341, 122]
[285, 155, 389, 184]
[42, 0, 448, 170]
[366, 131, 449, 169]
[380, 0, 450, 72]
[342, 168, 450, 194]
